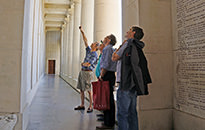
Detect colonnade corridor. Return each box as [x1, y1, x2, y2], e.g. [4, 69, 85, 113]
[1, 0, 205, 129]
[26, 75, 117, 130]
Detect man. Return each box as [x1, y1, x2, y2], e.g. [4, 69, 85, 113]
[74, 26, 99, 113]
[112, 26, 152, 130]
[96, 34, 117, 129]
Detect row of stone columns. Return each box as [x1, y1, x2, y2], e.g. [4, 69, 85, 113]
[60, 0, 121, 86]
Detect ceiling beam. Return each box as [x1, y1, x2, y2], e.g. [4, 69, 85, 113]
[46, 27, 61, 31]
[44, 9, 67, 15]
[45, 21, 64, 25]
[44, 17, 65, 22]
[45, 24, 62, 27]
[44, 14, 67, 19]
[45, 3, 70, 9]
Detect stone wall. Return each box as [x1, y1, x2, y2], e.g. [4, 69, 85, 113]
[122, 0, 173, 129]
[0, 0, 46, 129]
[172, 0, 205, 129]
[45, 31, 61, 75]
[0, 0, 24, 113]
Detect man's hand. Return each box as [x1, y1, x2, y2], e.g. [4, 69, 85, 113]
[99, 75, 103, 81]
[79, 26, 83, 32]
[99, 68, 106, 81]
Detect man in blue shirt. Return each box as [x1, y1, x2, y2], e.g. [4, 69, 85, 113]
[96, 34, 117, 129]
[74, 26, 99, 113]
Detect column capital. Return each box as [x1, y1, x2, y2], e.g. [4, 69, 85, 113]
[68, 4, 74, 16]
[66, 9, 70, 17]
[69, 0, 81, 5]
[64, 14, 70, 23]
[64, 19, 69, 25]
[61, 24, 66, 30]
[73, 0, 81, 4]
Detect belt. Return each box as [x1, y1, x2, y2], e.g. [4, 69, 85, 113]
[82, 69, 92, 72]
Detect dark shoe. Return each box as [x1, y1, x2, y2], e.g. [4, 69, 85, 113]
[97, 117, 104, 121]
[115, 120, 118, 125]
[74, 106, 85, 110]
[87, 108, 93, 113]
[96, 125, 114, 129]
[96, 114, 104, 117]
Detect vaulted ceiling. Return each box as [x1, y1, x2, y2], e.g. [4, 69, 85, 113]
[44, 0, 72, 31]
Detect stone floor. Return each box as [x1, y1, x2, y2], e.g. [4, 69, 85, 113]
[27, 75, 117, 130]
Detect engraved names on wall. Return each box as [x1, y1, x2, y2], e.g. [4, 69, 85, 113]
[175, 0, 205, 118]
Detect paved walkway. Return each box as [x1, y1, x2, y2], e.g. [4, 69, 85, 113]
[27, 75, 117, 130]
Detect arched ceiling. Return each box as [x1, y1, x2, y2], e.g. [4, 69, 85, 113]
[44, 0, 72, 31]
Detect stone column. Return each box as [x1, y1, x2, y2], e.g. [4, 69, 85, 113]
[61, 25, 66, 77]
[79, 0, 94, 65]
[65, 15, 70, 78]
[72, 0, 81, 80]
[60, 29, 64, 76]
[68, 7, 74, 78]
[62, 25, 66, 77]
[122, 0, 173, 130]
[64, 23, 68, 77]
[62, 17, 70, 78]
[121, 0, 139, 37]
[94, 0, 121, 47]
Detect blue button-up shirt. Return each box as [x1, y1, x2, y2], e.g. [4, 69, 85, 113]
[100, 44, 117, 72]
[116, 41, 128, 82]
[82, 47, 98, 71]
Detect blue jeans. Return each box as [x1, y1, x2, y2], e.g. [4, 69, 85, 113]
[117, 86, 139, 130]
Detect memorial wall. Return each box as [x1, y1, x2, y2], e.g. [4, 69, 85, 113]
[173, 0, 205, 118]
